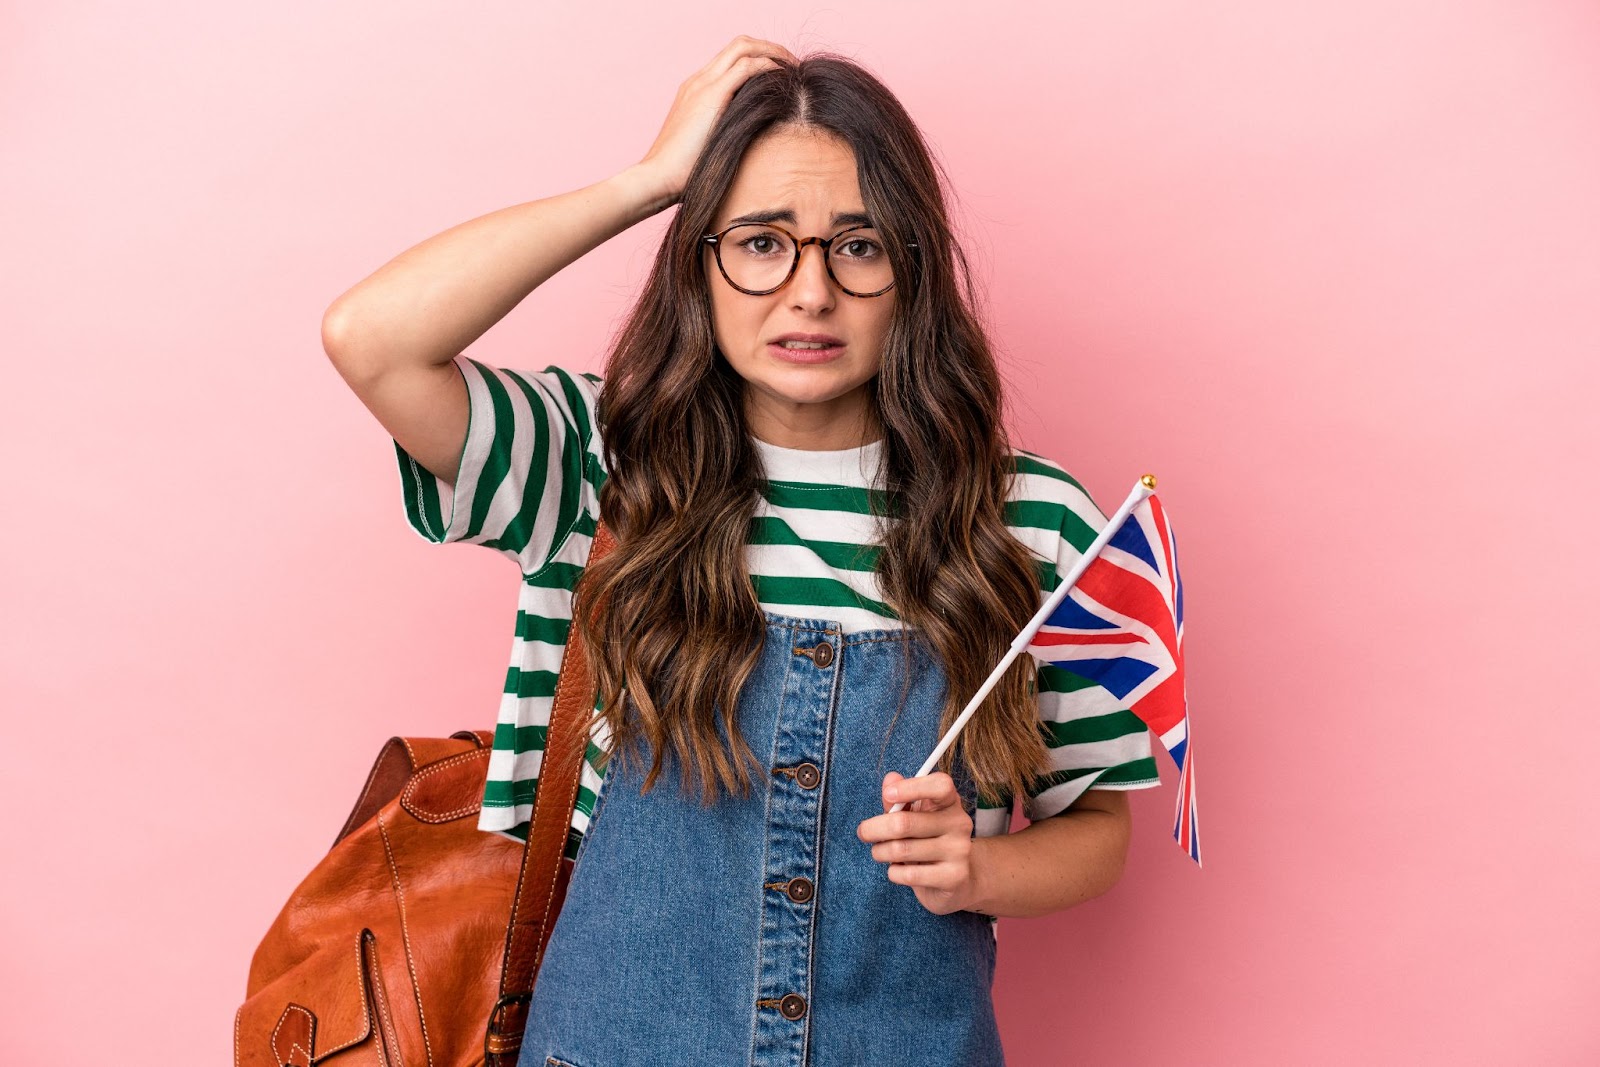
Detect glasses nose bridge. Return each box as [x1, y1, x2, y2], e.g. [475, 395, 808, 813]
[793, 233, 834, 278]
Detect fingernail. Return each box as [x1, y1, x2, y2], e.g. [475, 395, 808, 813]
[886, 785, 899, 801]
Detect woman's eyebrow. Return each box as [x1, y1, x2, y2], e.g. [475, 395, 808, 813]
[727, 208, 874, 228]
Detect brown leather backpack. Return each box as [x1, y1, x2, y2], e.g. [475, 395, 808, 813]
[235, 522, 616, 1066]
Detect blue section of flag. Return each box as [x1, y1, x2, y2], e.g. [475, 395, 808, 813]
[1173, 529, 1184, 631]
[1044, 595, 1121, 630]
[1111, 509, 1159, 571]
[1059, 656, 1160, 701]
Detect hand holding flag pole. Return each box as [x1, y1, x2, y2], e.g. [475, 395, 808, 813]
[887, 474, 1199, 866]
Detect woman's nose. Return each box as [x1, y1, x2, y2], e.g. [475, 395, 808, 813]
[789, 242, 836, 303]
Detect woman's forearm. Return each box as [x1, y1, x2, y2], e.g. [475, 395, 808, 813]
[322, 164, 674, 382]
[966, 802, 1132, 919]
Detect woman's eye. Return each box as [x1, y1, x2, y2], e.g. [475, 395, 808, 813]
[841, 239, 881, 258]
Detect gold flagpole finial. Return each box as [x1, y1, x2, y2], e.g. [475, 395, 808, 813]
[1140, 473, 1157, 490]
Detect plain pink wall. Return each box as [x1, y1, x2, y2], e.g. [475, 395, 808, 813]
[2, 2, 1596, 1063]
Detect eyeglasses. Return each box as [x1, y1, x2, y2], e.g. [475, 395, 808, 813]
[701, 222, 917, 298]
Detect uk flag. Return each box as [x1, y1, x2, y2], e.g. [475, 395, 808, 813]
[1026, 488, 1198, 866]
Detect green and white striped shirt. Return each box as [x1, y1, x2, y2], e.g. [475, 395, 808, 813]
[393, 356, 1160, 861]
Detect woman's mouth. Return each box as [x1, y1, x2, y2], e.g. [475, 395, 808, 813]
[768, 339, 846, 364]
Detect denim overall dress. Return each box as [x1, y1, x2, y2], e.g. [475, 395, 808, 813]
[516, 610, 1005, 1067]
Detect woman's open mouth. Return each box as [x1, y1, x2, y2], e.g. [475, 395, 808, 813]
[768, 337, 846, 363]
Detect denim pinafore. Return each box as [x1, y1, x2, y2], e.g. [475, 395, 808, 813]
[516, 610, 1005, 1067]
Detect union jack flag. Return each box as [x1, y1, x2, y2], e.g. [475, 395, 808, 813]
[1025, 486, 1198, 865]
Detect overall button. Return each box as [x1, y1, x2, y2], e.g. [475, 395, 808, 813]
[811, 640, 834, 668]
[785, 876, 814, 903]
[795, 762, 821, 789]
[780, 993, 808, 1020]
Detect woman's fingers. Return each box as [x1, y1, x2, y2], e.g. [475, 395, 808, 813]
[871, 833, 972, 865]
[858, 772, 968, 845]
[882, 770, 959, 812]
[635, 37, 797, 203]
[858, 806, 943, 844]
[700, 35, 795, 82]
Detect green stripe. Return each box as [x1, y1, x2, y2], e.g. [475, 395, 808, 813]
[748, 516, 880, 571]
[1053, 506, 1100, 555]
[549, 421, 585, 562]
[1092, 758, 1160, 786]
[524, 562, 585, 589]
[584, 449, 608, 494]
[1039, 709, 1149, 747]
[489, 725, 608, 764]
[463, 359, 521, 544]
[492, 721, 544, 752]
[395, 440, 447, 541]
[1004, 498, 1099, 552]
[1036, 664, 1104, 694]
[761, 481, 892, 515]
[1012, 453, 1093, 501]
[1028, 757, 1161, 796]
[551, 366, 595, 451]
[481, 774, 605, 817]
[1004, 499, 1067, 531]
[516, 613, 571, 645]
[507, 669, 560, 699]
[493, 367, 553, 560]
[751, 574, 897, 617]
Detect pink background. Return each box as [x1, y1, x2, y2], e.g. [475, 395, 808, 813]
[3, 2, 1596, 1064]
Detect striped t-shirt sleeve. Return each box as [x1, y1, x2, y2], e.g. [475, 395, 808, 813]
[392, 355, 603, 574]
[1020, 461, 1163, 823]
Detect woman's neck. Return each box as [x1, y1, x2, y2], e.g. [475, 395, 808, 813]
[743, 384, 883, 450]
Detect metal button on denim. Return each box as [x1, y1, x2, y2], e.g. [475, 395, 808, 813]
[780, 993, 808, 1020]
[795, 761, 821, 789]
[786, 876, 814, 903]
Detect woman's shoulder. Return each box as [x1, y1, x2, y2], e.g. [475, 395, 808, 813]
[1006, 447, 1107, 520]
[1004, 447, 1110, 565]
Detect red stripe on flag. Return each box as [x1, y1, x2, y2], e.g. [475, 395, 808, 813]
[1075, 555, 1179, 661]
[1132, 665, 1187, 737]
[1148, 495, 1177, 591]
[1029, 630, 1151, 648]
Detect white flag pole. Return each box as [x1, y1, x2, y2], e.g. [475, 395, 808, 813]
[886, 475, 1157, 815]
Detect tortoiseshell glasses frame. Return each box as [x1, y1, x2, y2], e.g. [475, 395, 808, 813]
[700, 222, 919, 298]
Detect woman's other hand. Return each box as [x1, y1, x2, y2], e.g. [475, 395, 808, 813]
[857, 770, 987, 916]
[634, 35, 797, 206]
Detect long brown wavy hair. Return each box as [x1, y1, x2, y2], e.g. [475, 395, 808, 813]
[573, 52, 1051, 812]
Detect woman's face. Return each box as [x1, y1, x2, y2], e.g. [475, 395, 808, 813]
[705, 125, 896, 450]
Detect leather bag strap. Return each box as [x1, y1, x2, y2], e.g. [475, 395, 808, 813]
[486, 519, 617, 1061]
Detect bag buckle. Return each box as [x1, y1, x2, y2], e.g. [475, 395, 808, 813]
[484, 993, 531, 1062]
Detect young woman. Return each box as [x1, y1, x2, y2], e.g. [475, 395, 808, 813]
[323, 36, 1160, 1067]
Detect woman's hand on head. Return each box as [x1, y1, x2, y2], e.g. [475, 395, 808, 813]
[857, 770, 985, 917]
[634, 35, 797, 206]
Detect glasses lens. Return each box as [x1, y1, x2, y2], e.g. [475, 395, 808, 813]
[827, 228, 893, 295]
[719, 225, 796, 293]
[718, 225, 895, 295]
